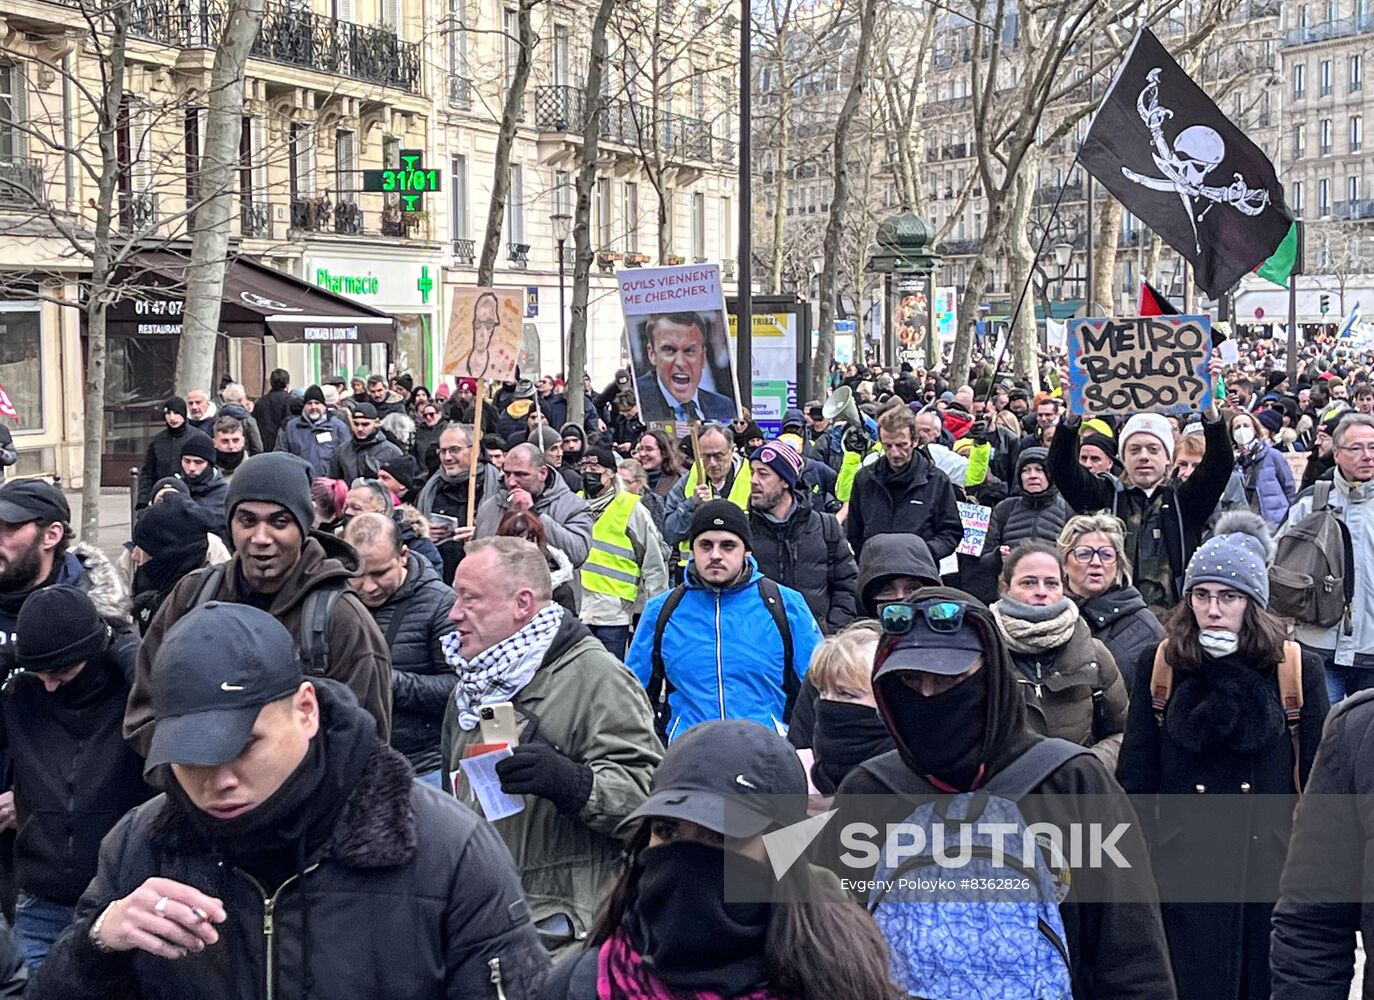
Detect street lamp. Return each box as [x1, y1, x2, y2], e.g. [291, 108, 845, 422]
[1053, 242, 1073, 271]
[551, 212, 572, 379]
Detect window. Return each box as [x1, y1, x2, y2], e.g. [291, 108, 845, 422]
[333, 0, 354, 20]
[1292, 181, 1303, 213]
[334, 130, 357, 199]
[554, 169, 572, 218]
[184, 107, 203, 213]
[503, 163, 524, 243]
[691, 192, 705, 260]
[1294, 124, 1306, 158]
[239, 116, 254, 204]
[1327, 0, 1337, 21]
[450, 154, 468, 239]
[552, 23, 569, 88]
[1321, 59, 1333, 96]
[623, 182, 639, 252]
[0, 62, 25, 159]
[0, 304, 42, 430]
[1351, 54, 1363, 92]
[381, 0, 398, 31]
[720, 196, 731, 259]
[503, 8, 518, 89]
[289, 122, 315, 196]
[1352, 115, 1363, 152]
[596, 177, 611, 248]
[1319, 177, 1330, 216]
[1321, 118, 1333, 154]
[1294, 62, 1306, 99]
[447, 0, 469, 94]
[1349, 175, 1359, 211]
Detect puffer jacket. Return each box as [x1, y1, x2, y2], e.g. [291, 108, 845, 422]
[970, 449, 1072, 602]
[627, 558, 823, 740]
[748, 492, 856, 633]
[1078, 584, 1165, 690]
[369, 552, 457, 775]
[1003, 616, 1129, 770]
[1230, 440, 1297, 528]
[32, 683, 550, 1000]
[275, 412, 352, 477]
[473, 467, 595, 567]
[441, 611, 661, 947]
[329, 429, 403, 483]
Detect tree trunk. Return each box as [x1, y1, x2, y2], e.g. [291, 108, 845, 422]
[1144, 232, 1163, 289]
[175, 0, 265, 394]
[1007, 163, 1038, 383]
[565, 0, 615, 428]
[477, 0, 538, 286]
[810, 0, 878, 401]
[952, 196, 1010, 384]
[1092, 195, 1123, 316]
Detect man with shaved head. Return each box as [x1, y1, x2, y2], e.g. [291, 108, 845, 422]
[471, 442, 594, 567]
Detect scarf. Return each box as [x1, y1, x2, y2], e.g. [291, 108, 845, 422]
[587, 483, 619, 517]
[416, 465, 470, 515]
[442, 604, 565, 730]
[991, 596, 1079, 654]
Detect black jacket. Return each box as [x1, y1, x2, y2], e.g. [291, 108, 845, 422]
[252, 388, 296, 453]
[0, 633, 152, 904]
[969, 451, 1072, 603]
[369, 552, 458, 774]
[136, 425, 208, 507]
[329, 430, 403, 483]
[845, 452, 962, 561]
[29, 683, 550, 1000]
[1077, 585, 1164, 690]
[748, 494, 857, 634]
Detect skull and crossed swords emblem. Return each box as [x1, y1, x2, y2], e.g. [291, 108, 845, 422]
[1121, 68, 1270, 253]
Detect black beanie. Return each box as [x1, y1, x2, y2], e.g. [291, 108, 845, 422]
[1078, 432, 1117, 461]
[180, 434, 216, 463]
[15, 585, 110, 671]
[225, 453, 315, 538]
[381, 455, 421, 492]
[582, 441, 618, 472]
[303, 385, 326, 405]
[135, 494, 210, 561]
[163, 396, 188, 419]
[688, 499, 752, 550]
[151, 476, 190, 500]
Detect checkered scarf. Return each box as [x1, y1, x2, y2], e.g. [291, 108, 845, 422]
[442, 604, 566, 731]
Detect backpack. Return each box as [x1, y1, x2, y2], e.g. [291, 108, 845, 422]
[190, 564, 343, 673]
[864, 738, 1090, 1000]
[647, 578, 796, 741]
[1149, 641, 1305, 790]
[1269, 481, 1355, 634]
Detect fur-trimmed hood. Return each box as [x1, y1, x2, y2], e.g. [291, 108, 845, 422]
[65, 542, 133, 629]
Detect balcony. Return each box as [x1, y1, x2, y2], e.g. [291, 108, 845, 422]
[453, 237, 476, 264]
[534, 86, 723, 165]
[1033, 181, 1084, 205]
[289, 193, 431, 239]
[127, 0, 422, 93]
[119, 190, 158, 231]
[448, 75, 473, 110]
[239, 198, 272, 239]
[508, 243, 530, 269]
[1330, 199, 1374, 220]
[0, 156, 46, 208]
[1284, 13, 1374, 47]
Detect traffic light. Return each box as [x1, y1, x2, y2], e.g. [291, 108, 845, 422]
[1320, 293, 1331, 315]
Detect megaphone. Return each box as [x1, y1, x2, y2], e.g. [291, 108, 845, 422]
[822, 385, 862, 429]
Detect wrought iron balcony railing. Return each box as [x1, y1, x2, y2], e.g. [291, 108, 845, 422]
[0, 156, 46, 208]
[239, 198, 272, 239]
[289, 193, 430, 238]
[448, 75, 473, 110]
[453, 237, 476, 264]
[508, 243, 530, 269]
[534, 86, 723, 165]
[119, 190, 158, 231]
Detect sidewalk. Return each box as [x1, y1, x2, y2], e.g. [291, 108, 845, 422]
[65, 488, 136, 562]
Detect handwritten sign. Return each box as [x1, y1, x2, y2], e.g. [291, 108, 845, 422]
[442, 287, 525, 381]
[956, 502, 992, 557]
[1067, 315, 1213, 417]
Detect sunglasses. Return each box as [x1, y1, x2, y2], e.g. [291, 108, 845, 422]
[879, 599, 968, 636]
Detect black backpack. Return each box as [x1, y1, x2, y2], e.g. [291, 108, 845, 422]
[190, 564, 343, 672]
[647, 578, 797, 740]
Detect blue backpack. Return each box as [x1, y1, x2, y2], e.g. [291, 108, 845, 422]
[863, 739, 1090, 1000]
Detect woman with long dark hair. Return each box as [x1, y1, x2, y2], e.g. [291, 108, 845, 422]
[1117, 511, 1329, 1000]
[540, 720, 901, 1000]
[634, 428, 685, 499]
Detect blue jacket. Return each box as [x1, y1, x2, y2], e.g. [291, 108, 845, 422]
[275, 413, 351, 477]
[1227, 441, 1296, 528]
[627, 558, 822, 740]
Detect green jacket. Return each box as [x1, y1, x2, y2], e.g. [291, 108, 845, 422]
[441, 612, 662, 949]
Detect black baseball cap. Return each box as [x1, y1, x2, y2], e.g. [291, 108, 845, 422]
[145, 602, 303, 773]
[618, 720, 807, 839]
[874, 610, 987, 677]
[0, 479, 70, 525]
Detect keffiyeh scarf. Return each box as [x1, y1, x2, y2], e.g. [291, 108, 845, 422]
[442, 604, 566, 730]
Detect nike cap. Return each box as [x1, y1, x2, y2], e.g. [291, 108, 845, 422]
[144, 602, 304, 774]
[618, 720, 807, 840]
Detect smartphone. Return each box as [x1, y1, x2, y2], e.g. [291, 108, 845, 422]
[478, 702, 520, 747]
[429, 513, 459, 538]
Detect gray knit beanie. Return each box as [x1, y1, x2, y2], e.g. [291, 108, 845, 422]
[225, 452, 316, 538]
[1183, 511, 1274, 607]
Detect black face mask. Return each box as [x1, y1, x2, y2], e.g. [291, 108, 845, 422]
[881, 668, 989, 790]
[812, 699, 894, 794]
[216, 449, 245, 472]
[581, 471, 606, 497]
[626, 840, 775, 995]
[180, 465, 214, 489]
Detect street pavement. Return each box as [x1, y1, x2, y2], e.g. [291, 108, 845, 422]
[65, 487, 136, 563]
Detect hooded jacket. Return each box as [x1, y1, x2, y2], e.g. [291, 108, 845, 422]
[125, 533, 393, 752]
[626, 558, 823, 741]
[473, 467, 595, 568]
[180, 467, 229, 537]
[275, 412, 352, 477]
[1077, 584, 1164, 690]
[748, 491, 858, 634]
[441, 611, 661, 946]
[845, 450, 963, 561]
[216, 401, 264, 455]
[367, 552, 457, 775]
[31, 682, 550, 1000]
[830, 588, 1176, 1000]
[969, 448, 1072, 602]
[329, 429, 403, 483]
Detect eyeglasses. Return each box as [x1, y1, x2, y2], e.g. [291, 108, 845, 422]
[701, 450, 731, 462]
[1337, 444, 1374, 456]
[1189, 589, 1246, 609]
[1068, 546, 1117, 565]
[879, 599, 967, 636]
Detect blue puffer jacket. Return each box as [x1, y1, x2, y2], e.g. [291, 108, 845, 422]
[627, 558, 822, 740]
[275, 413, 352, 476]
[1228, 441, 1297, 528]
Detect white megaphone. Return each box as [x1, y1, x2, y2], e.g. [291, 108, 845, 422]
[822, 385, 862, 429]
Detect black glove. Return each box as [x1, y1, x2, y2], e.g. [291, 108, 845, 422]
[970, 419, 992, 445]
[495, 741, 593, 815]
[843, 426, 870, 454]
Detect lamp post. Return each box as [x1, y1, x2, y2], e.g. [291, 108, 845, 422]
[551, 212, 572, 379]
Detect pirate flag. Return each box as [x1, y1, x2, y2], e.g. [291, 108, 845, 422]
[1080, 28, 1294, 297]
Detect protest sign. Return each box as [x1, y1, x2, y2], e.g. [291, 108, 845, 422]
[442, 287, 525, 381]
[729, 312, 796, 437]
[620, 264, 740, 425]
[1066, 315, 1213, 417]
[956, 502, 992, 557]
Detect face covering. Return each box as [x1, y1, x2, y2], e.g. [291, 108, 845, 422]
[1233, 426, 1256, 448]
[581, 471, 606, 497]
[881, 668, 989, 791]
[216, 449, 245, 472]
[625, 840, 775, 995]
[1199, 628, 1240, 658]
[812, 699, 893, 794]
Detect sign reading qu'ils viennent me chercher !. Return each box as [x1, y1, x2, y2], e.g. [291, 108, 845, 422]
[1066, 315, 1214, 417]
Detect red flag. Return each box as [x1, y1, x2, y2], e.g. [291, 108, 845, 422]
[0, 384, 19, 422]
[1137, 279, 1180, 317]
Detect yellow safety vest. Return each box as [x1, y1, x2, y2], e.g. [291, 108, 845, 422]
[581, 491, 643, 601]
[678, 461, 752, 558]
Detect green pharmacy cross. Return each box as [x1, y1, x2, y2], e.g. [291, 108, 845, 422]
[362, 149, 440, 213]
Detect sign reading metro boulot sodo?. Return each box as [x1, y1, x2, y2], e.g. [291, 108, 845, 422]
[1066, 315, 1214, 417]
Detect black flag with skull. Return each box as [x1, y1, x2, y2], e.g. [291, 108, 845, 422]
[1079, 27, 1293, 298]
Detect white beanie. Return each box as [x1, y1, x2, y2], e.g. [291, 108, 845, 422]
[1119, 413, 1175, 461]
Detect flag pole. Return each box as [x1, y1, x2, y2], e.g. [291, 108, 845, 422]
[1286, 269, 1298, 382]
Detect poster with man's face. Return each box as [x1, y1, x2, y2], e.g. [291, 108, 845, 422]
[618, 265, 740, 426]
[442, 287, 524, 381]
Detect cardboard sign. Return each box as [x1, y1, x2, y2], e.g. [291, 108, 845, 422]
[956, 502, 992, 557]
[442, 287, 525, 381]
[1066, 315, 1213, 416]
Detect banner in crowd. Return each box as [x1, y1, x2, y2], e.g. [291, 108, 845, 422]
[442, 287, 525, 382]
[729, 312, 796, 438]
[934, 287, 958, 347]
[619, 264, 741, 426]
[1066, 314, 1214, 417]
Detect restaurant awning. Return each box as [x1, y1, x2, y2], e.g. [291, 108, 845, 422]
[106, 251, 395, 344]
